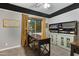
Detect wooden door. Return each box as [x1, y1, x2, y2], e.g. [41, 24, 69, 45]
[21, 14, 28, 47]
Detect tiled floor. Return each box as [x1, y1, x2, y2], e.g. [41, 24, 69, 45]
[0, 45, 79, 56]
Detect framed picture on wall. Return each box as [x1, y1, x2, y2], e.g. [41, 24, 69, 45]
[3, 20, 20, 28]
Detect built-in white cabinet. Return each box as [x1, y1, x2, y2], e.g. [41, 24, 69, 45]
[50, 33, 75, 50]
[58, 33, 75, 50]
[49, 21, 77, 50]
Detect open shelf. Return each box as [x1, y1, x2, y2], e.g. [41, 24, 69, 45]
[49, 21, 77, 34]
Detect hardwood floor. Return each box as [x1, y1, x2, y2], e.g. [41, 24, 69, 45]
[0, 45, 79, 56]
[51, 45, 79, 56]
[0, 47, 38, 56]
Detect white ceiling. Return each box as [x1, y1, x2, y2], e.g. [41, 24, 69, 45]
[11, 3, 73, 14]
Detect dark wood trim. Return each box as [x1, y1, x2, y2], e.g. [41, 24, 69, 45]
[0, 3, 79, 18]
[0, 3, 49, 18]
[49, 3, 79, 18]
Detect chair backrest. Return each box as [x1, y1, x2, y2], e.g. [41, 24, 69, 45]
[39, 38, 50, 45]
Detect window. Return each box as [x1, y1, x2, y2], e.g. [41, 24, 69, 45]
[28, 18, 41, 33]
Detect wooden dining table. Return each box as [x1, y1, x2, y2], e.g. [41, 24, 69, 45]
[70, 40, 79, 56]
[27, 34, 50, 56]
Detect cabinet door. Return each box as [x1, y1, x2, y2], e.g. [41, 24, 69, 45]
[50, 33, 53, 47]
[57, 33, 62, 46]
[60, 36, 65, 47]
[58, 34, 75, 50]
[52, 33, 58, 45]
[65, 34, 75, 49]
[58, 33, 66, 48]
[55, 33, 58, 45]
[50, 33, 58, 46]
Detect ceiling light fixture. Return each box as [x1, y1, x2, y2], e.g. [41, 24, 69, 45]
[43, 3, 50, 8]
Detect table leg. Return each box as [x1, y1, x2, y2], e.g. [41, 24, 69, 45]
[70, 45, 74, 56]
[38, 43, 41, 56]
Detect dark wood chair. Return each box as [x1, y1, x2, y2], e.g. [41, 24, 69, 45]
[38, 38, 50, 56]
